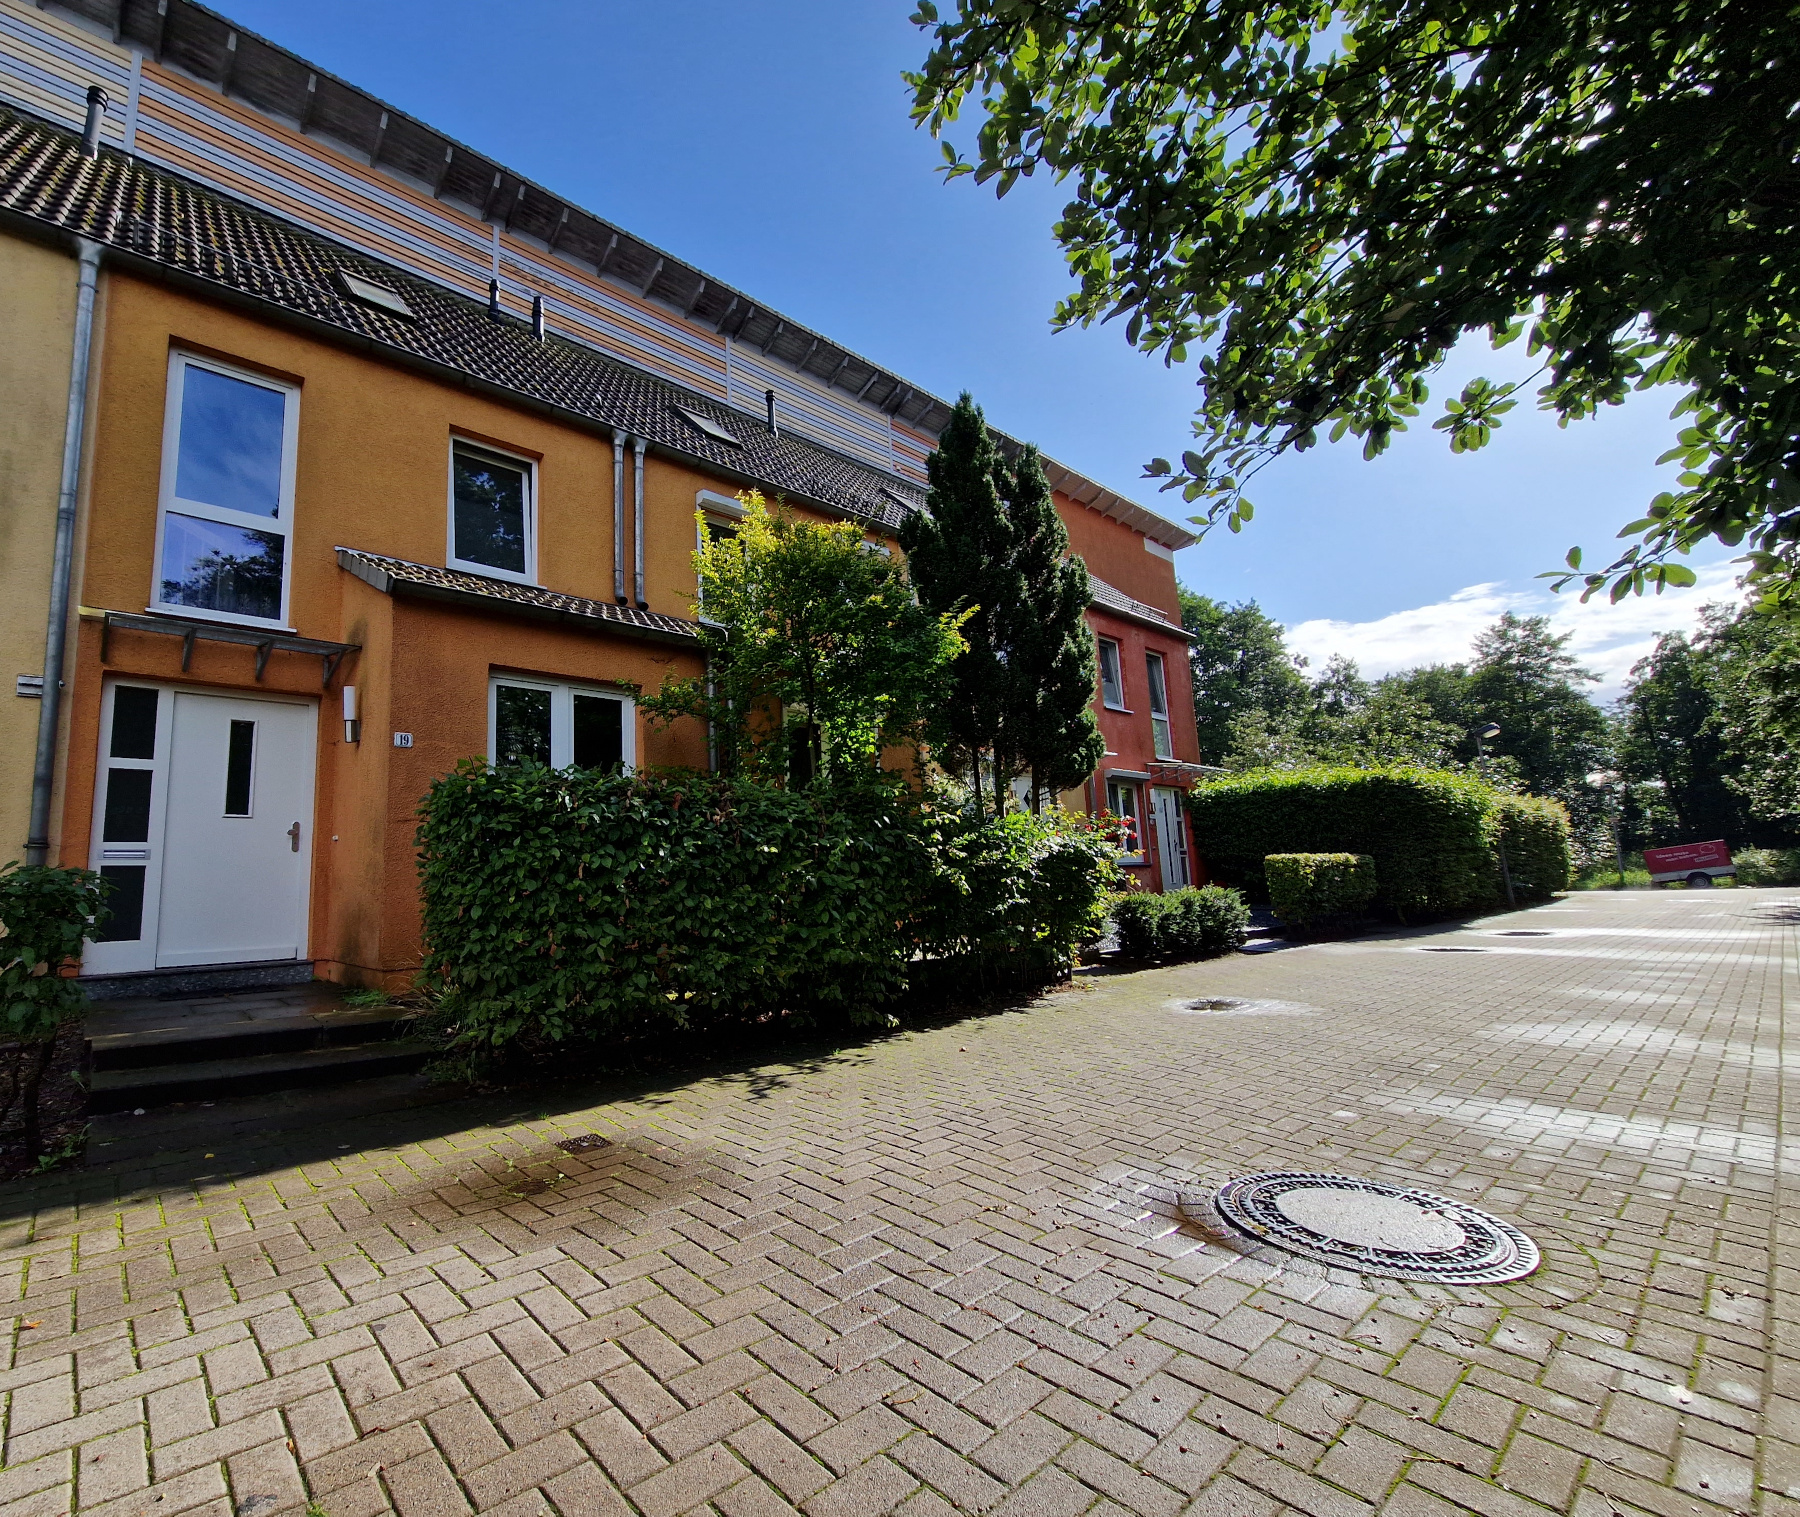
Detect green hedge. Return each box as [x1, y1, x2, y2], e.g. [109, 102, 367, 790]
[1489, 794, 1573, 899]
[1110, 885, 1249, 960]
[1265, 853, 1377, 927]
[1735, 848, 1800, 886]
[416, 764, 1117, 1057]
[1187, 767, 1569, 916]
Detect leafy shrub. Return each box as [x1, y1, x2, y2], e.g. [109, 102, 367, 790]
[1110, 885, 1249, 960]
[1265, 854, 1377, 928]
[416, 765, 1120, 1061]
[1488, 793, 1573, 898]
[917, 809, 1121, 973]
[1734, 848, 1800, 886]
[1188, 766, 1570, 916]
[0, 863, 107, 1158]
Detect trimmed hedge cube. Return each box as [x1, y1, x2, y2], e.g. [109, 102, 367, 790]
[1265, 853, 1377, 928]
[1111, 885, 1249, 960]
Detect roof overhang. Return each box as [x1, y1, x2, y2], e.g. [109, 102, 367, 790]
[337, 547, 703, 649]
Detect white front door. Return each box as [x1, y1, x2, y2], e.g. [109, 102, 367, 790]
[86, 683, 316, 973]
[1151, 785, 1191, 890]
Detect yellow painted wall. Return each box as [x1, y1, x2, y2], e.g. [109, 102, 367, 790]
[0, 231, 77, 864]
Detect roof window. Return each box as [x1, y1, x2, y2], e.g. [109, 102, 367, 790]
[672, 406, 742, 448]
[335, 269, 415, 318]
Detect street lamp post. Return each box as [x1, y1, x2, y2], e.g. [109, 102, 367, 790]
[1586, 770, 1627, 889]
[1474, 723, 1517, 909]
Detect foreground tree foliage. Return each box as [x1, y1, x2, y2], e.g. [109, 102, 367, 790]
[909, 0, 1800, 609]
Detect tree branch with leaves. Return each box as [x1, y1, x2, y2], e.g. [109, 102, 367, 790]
[908, 0, 1800, 610]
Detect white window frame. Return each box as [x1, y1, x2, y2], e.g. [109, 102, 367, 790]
[1145, 650, 1174, 760]
[449, 438, 538, 585]
[1097, 636, 1127, 710]
[487, 674, 636, 770]
[695, 488, 747, 556]
[1105, 777, 1145, 864]
[152, 351, 300, 631]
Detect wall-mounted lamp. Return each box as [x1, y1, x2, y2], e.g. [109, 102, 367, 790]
[343, 684, 361, 744]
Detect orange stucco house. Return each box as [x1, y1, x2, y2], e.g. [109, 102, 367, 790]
[0, 0, 1206, 997]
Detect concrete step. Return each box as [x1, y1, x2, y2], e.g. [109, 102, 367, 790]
[83, 981, 438, 1112]
[91, 1008, 418, 1069]
[89, 1039, 435, 1112]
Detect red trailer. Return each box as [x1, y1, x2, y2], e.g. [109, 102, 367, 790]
[1643, 840, 1736, 887]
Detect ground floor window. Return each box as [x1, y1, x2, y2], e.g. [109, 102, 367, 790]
[489, 676, 635, 771]
[1105, 777, 1143, 862]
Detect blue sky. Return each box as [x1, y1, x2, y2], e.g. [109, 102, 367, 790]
[221, 0, 1739, 695]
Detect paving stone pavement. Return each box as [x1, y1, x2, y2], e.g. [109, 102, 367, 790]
[1, 888, 1795, 1517]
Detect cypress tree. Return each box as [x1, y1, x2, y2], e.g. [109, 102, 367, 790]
[901, 393, 1021, 815]
[997, 444, 1105, 806]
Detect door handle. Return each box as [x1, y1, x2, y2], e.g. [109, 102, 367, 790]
[288, 821, 301, 852]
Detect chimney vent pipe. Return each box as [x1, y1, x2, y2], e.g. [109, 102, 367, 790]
[487, 278, 501, 321]
[81, 85, 109, 158]
[531, 293, 545, 341]
[765, 388, 778, 436]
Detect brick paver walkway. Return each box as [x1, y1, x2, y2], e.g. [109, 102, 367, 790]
[1, 888, 1794, 1517]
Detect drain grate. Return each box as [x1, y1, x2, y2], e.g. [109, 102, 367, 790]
[556, 1134, 612, 1153]
[1213, 1172, 1540, 1283]
[1496, 930, 1552, 937]
[1421, 945, 1487, 953]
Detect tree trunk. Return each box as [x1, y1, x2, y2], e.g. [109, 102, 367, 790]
[0, 1044, 22, 1136]
[971, 756, 984, 819]
[19, 1037, 55, 1164]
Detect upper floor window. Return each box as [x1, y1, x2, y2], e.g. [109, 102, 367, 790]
[1097, 637, 1126, 710]
[450, 440, 534, 582]
[1146, 651, 1173, 759]
[154, 354, 298, 627]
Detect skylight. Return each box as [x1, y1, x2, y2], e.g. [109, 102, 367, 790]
[672, 406, 742, 447]
[334, 269, 414, 318]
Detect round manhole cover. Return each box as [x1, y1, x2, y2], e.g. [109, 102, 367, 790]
[1214, 1172, 1540, 1283]
[1495, 930, 1553, 937]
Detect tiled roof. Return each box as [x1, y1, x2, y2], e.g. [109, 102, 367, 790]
[1087, 573, 1190, 637]
[0, 106, 923, 532]
[335, 548, 702, 646]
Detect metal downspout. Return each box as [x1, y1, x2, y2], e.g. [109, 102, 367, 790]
[612, 428, 626, 603]
[633, 436, 647, 608]
[26, 237, 103, 867]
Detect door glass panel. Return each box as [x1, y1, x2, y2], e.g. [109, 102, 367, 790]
[102, 768, 154, 842]
[224, 720, 256, 815]
[96, 865, 146, 942]
[494, 684, 552, 765]
[453, 445, 528, 574]
[572, 694, 623, 771]
[110, 686, 158, 758]
[175, 365, 286, 517]
[159, 513, 285, 620]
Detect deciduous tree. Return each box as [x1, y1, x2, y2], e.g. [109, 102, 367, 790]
[642, 493, 967, 785]
[909, 0, 1800, 608]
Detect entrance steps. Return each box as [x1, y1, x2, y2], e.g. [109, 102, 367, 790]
[84, 982, 435, 1113]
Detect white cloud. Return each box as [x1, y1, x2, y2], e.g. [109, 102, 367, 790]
[1284, 560, 1746, 699]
